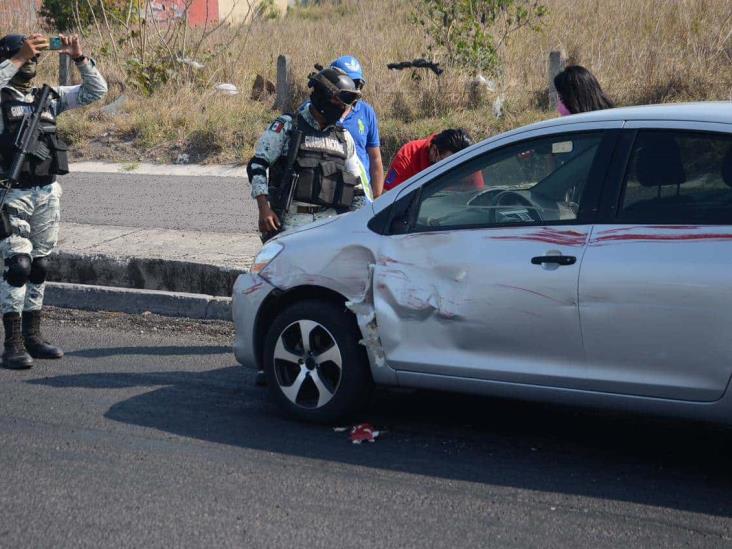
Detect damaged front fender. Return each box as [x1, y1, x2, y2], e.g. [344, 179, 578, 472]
[345, 265, 396, 384]
[258, 230, 398, 385]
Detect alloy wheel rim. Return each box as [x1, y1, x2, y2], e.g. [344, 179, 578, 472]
[273, 319, 343, 409]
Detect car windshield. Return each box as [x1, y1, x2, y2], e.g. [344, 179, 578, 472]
[415, 133, 604, 230]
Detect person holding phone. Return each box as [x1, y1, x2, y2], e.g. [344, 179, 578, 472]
[0, 33, 107, 369]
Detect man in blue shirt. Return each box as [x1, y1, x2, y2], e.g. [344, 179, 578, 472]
[330, 56, 384, 198]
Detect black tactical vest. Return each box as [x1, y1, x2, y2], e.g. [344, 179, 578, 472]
[0, 88, 69, 187]
[270, 114, 359, 210]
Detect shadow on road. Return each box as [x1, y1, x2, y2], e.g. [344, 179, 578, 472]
[30, 363, 732, 518]
[65, 346, 232, 358]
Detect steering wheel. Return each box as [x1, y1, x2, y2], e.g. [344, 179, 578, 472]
[489, 190, 544, 223]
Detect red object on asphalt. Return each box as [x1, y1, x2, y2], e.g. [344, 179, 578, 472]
[349, 423, 380, 444]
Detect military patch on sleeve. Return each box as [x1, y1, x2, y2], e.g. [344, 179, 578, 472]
[269, 119, 285, 133]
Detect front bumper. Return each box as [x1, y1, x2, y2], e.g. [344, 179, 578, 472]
[231, 272, 276, 369]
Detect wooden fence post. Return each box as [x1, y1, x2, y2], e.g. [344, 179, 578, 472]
[59, 54, 71, 87]
[275, 54, 293, 113]
[547, 50, 566, 110]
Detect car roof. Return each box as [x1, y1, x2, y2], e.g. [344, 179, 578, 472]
[372, 102, 732, 213]
[492, 102, 732, 141]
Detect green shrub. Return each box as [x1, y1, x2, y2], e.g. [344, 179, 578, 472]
[414, 0, 548, 77]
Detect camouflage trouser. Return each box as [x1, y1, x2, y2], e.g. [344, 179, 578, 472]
[280, 207, 339, 232]
[0, 182, 62, 314]
[280, 196, 367, 232]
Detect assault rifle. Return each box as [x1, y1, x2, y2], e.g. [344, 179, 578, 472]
[387, 58, 443, 76]
[0, 84, 57, 238]
[262, 127, 305, 242]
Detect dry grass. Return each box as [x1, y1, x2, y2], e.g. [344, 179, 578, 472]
[3, 0, 731, 164]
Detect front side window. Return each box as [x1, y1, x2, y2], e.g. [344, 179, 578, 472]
[414, 133, 605, 231]
[619, 130, 732, 224]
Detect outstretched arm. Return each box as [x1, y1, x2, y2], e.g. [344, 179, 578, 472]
[56, 34, 107, 114]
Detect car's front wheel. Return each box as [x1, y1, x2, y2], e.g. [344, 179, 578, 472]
[263, 299, 372, 423]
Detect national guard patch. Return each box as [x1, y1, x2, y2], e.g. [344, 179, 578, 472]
[269, 119, 285, 133]
[10, 105, 32, 119]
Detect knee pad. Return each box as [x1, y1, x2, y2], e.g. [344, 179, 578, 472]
[3, 254, 32, 287]
[29, 256, 49, 285]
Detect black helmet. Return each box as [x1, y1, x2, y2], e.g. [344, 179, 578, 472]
[0, 35, 26, 62]
[307, 67, 361, 106]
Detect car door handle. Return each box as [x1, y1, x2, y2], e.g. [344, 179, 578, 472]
[531, 255, 576, 266]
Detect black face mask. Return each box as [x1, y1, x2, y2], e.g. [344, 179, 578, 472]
[10, 59, 36, 93]
[310, 90, 347, 126]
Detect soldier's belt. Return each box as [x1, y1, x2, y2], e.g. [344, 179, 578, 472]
[294, 205, 326, 214]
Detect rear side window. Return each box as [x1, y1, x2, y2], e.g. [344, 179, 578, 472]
[619, 131, 732, 224]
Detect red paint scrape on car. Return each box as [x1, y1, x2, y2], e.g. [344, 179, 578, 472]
[489, 228, 589, 246]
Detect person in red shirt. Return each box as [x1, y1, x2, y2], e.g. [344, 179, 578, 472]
[384, 128, 474, 191]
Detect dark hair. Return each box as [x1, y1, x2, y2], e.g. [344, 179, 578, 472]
[433, 128, 473, 154]
[553, 65, 614, 114]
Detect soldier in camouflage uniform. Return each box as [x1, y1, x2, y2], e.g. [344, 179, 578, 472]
[0, 33, 107, 369]
[247, 67, 369, 385]
[247, 67, 369, 239]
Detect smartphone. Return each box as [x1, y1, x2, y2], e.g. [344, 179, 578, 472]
[48, 36, 62, 51]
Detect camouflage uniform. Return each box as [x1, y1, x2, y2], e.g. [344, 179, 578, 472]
[249, 102, 370, 233]
[0, 57, 108, 314]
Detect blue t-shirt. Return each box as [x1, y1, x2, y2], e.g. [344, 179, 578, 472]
[340, 100, 380, 182]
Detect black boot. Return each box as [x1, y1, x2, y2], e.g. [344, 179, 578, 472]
[22, 309, 63, 359]
[2, 313, 33, 369]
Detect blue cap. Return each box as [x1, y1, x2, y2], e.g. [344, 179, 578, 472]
[330, 55, 365, 84]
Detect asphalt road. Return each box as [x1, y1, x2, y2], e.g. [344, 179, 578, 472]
[58, 172, 259, 234]
[1, 309, 731, 548]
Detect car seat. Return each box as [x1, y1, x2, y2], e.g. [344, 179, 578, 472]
[622, 134, 690, 221]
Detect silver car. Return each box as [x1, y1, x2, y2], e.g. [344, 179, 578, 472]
[233, 103, 732, 424]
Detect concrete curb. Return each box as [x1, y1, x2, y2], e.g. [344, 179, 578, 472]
[69, 161, 247, 178]
[45, 282, 232, 321]
[51, 223, 260, 297]
[49, 251, 242, 297]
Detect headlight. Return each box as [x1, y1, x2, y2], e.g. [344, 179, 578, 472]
[250, 241, 284, 274]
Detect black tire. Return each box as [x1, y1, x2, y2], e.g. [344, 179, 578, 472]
[263, 299, 373, 423]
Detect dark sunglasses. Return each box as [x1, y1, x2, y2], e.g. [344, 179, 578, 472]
[337, 91, 360, 106]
